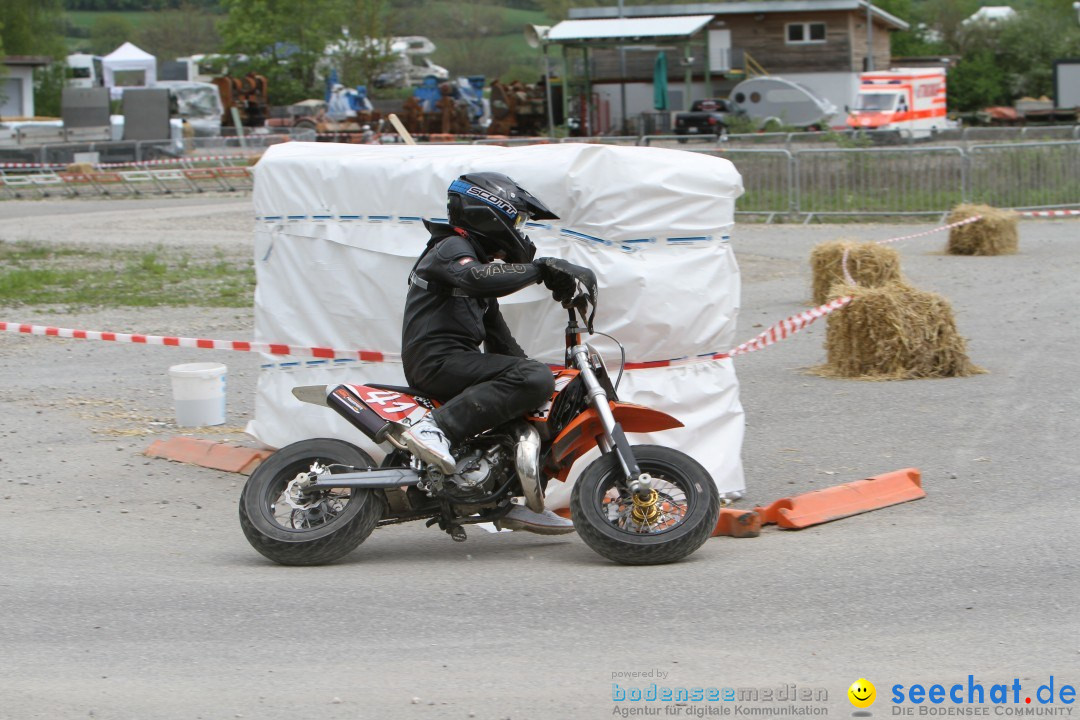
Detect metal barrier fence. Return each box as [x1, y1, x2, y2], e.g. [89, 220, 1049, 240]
[967, 141, 1080, 210]
[698, 148, 795, 221]
[0, 165, 254, 198]
[0, 133, 292, 166]
[638, 125, 1080, 150]
[472, 136, 641, 146]
[794, 146, 967, 218]
[690, 141, 1079, 219]
[2, 135, 1078, 215]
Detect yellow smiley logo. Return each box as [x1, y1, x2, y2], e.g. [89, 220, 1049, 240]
[848, 678, 876, 708]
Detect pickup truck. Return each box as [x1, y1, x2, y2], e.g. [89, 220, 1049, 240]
[673, 98, 743, 140]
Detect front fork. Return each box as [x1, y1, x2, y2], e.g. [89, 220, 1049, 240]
[570, 344, 654, 499]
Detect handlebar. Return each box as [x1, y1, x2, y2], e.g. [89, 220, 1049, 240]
[562, 282, 596, 334]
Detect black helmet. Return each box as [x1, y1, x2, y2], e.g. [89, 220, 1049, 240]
[447, 172, 559, 263]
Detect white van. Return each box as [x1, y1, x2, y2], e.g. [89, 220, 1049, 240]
[66, 53, 104, 88]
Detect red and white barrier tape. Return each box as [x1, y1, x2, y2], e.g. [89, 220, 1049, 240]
[729, 296, 852, 357]
[840, 246, 857, 285]
[874, 215, 982, 245]
[841, 214, 984, 287]
[618, 296, 852, 368]
[1, 297, 852, 371]
[2, 156, 256, 171]
[0, 162, 67, 169]
[0, 322, 396, 363]
[95, 155, 256, 168]
[1019, 209, 1080, 218]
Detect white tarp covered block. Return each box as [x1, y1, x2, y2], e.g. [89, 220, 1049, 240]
[247, 141, 747, 498]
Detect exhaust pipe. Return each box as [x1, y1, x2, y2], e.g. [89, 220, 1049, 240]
[310, 467, 421, 489]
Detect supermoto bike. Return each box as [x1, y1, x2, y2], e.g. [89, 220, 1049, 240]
[239, 288, 721, 566]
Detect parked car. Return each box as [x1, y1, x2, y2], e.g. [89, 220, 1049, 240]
[673, 98, 744, 140]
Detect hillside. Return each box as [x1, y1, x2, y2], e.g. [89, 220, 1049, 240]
[61, 1, 555, 82]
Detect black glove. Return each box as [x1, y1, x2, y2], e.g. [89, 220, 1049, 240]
[533, 256, 579, 304]
[533, 257, 598, 330]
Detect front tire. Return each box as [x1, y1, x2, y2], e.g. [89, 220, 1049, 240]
[239, 438, 385, 566]
[570, 445, 720, 565]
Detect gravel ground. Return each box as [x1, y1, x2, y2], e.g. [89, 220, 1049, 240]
[1, 196, 1078, 720]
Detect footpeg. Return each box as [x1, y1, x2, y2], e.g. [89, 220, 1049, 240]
[449, 526, 468, 542]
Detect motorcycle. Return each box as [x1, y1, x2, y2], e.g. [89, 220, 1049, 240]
[239, 287, 721, 566]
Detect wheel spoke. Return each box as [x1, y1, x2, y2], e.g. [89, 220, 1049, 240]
[266, 462, 358, 532]
[598, 468, 696, 535]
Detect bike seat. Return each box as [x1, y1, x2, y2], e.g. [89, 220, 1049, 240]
[367, 383, 429, 398]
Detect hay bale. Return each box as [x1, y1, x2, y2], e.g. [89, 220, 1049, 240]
[946, 204, 1019, 256]
[809, 240, 902, 306]
[66, 162, 95, 174]
[812, 281, 985, 380]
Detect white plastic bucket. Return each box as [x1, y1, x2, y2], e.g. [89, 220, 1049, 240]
[168, 362, 227, 427]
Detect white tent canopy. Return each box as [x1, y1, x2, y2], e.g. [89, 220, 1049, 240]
[102, 42, 157, 99]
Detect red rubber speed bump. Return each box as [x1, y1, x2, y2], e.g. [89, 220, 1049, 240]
[144, 437, 273, 475]
[755, 468, 924, 529]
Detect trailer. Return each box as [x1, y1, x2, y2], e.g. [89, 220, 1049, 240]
[729, 76, 838, 130]
[846, 68, 953, 136]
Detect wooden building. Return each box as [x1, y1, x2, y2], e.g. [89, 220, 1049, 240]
[553, 0, 908, 132]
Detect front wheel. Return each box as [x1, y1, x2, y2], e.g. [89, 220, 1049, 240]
[570, 445, 720, 565]
[239, 438, 385, 566]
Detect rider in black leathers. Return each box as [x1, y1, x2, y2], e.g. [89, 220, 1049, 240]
[400, 173, 589, 530]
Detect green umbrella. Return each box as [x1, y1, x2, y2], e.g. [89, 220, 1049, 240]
[653, 51, 669, 111]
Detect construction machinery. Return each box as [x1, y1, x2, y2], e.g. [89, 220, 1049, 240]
[488, 80, 548, 136]
[212, 73, 269, 128]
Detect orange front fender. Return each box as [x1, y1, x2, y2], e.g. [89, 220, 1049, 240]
[549, 402, 683, 470]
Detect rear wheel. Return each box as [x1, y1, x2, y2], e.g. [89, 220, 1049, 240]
[239, 438, 385, 566]
[570, 445, 720, 565]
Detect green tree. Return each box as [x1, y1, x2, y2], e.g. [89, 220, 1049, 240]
[33, 63, 67, 116]
[535, 0, 598, 23]
[948, 47, 1010, 111]
[923, 0, 980, 52]
[2, 0, 66, 118]
[997, 1, 1080, 98]
[219, 0, 343, 104]
[330, 0, 395, 90]
[138, 2, 223, 61]
[944, 0, 1080, 110]
[90, 15, 136, 55]
[1, 0, 66, 57]
[0, 26, 7, 110]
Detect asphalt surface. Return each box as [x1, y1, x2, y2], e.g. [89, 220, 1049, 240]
[1, 196, 1078, 719]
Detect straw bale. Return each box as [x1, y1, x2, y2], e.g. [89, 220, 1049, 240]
[809, 240, 902, 306]
[812, 281, 985, 380]
[66, 162, 95, 174]
[946, 204, 1019, 256]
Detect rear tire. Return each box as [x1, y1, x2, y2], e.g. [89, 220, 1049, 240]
[570, 445, 720, 565]
[239, 438, 385, 566]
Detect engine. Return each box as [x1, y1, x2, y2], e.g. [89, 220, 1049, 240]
[436, 442, 511, 504]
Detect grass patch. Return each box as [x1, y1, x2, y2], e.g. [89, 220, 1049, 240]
[65, 10, 156, 32]
[0, 242, 254, 309]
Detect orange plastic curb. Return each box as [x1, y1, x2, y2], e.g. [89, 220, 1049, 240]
[556, 504, 762, 537]
[755, 467, 924, 529]
[712, 507, 762, 538]
[144, 437, 274, 475]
